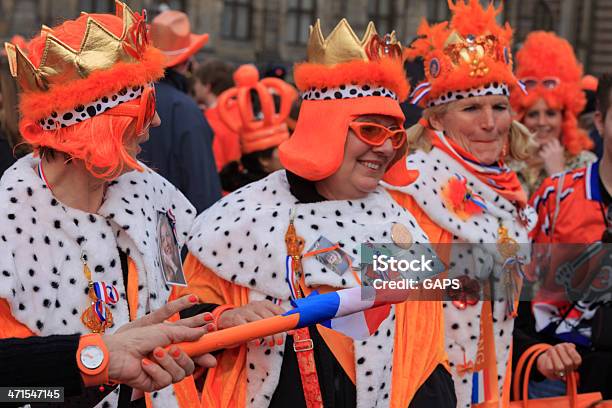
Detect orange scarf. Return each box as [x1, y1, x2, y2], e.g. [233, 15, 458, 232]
[430, 131, 527, 207]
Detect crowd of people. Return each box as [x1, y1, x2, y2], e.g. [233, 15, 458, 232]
[0, 0, 609, 407]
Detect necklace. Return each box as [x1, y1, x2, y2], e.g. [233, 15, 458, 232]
[80, 251, 116, 333]
[39, 160, 117, 333]
[497, 220, 522, 318]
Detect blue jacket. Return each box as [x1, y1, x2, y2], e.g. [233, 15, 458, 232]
[139, 71, 221, 214]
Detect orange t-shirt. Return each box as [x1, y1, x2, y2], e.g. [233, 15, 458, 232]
[205, 106, 241, 171]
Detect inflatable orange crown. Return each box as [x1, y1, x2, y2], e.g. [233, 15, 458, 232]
[217, 64, 297, 155]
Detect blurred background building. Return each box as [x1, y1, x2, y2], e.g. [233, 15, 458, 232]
[1, 0, 610, 76]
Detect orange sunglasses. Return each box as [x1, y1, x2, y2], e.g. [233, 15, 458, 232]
[349, 121, 406, 150]
[106, 85, 156, 136]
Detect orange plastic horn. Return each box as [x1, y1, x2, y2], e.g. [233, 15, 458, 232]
[217, 64, 298, 154]
[174, 313, 301, 356]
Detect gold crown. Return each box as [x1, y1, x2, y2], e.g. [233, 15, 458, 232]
[443, 31, 506, 78]
[4, 1, 149, 93]
[307, 19, 402, 66]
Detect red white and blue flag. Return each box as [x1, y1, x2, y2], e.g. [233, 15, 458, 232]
[284, 286, 391, 340]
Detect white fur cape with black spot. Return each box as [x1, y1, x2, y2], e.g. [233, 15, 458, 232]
[188, 170, 433, 408]
[384, 143, 534, 408]
[0, 154, 196, 408]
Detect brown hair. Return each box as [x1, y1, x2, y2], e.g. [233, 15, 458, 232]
[195, 60, 235, 96]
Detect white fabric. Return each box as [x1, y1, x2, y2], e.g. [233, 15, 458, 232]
[384, 146, 532, 408]
[0, 154, 195, 407]
[188, 170, 436, 408]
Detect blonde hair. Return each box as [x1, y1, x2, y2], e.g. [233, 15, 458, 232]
[406, 103, 536, 161]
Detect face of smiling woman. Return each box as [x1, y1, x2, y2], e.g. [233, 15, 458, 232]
[522, 97, 563, 149]
[429, 95, 512, 165]
[314, 114, 401, 200]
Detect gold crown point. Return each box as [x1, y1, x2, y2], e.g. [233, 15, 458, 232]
[308, 18, 385, 65]
[41, 35, 81, 86]
[444, 31, 463, 47]
[363, 21, 379, 43]
[4, 43, 17, 76]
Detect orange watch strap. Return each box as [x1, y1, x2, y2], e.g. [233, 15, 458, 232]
[212, 304, 235, 326]
[76, 333, 110, 387]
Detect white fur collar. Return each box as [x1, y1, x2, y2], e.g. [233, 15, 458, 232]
[383, 146, 532, 407]
[0, 154, 194, 335]
[0, 154, 195, 408]
[188, 170, 432, 300]
[384, 146, 532, 251]
[188, 170, 434, 408]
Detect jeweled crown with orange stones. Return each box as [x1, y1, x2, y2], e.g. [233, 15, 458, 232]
[307, 19, 403, 66]
[406, 0, 522, 107]
[4, 0, 149, 93]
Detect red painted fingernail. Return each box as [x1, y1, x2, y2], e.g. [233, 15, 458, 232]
[171, 348, 181, 358]
[205, 323, 216, 332]
[189, 295, 198, 303]
[203, 313, 214, 322]
[142, 358, 152, 366]
[154, 348, 165, 358]
[276, 338, 283, 346]
[268, 340, 274, 347]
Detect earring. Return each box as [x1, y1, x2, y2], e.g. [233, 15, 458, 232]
[501, 142, 508, 158]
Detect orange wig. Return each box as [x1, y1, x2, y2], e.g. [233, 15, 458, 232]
[11, 8, 164, 179]
[510, 31, 592, 155]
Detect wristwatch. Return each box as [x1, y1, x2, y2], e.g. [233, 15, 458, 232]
[76, 333, 110, 387]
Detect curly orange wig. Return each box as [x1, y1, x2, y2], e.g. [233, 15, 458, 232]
[510, 31, 592, 155]
[10, 5, 164, 179]
[406, 0, 520, 107]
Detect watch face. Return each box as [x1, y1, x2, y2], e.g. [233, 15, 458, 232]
[80, 345, 105, 370]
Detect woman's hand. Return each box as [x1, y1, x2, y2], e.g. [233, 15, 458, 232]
[217, 300, 286, 348]
[536, 343, 582, 381]
[539, 139, 566, 176]
[102, 295, 217, 392]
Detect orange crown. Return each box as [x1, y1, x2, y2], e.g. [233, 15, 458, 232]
[4, 1, 165, 122]
[217, 64, 297, 155]
[406, 0, 521, 107]
[510, 31, 591, 155]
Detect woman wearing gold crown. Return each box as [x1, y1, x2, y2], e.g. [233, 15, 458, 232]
[0, 2, 215, 407]
[509, 31, 596, 197]
[383, 1, 536, 407]
[174, 18, 454, 408]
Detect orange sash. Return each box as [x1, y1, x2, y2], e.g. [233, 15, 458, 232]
[430, 131, 527, 206]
